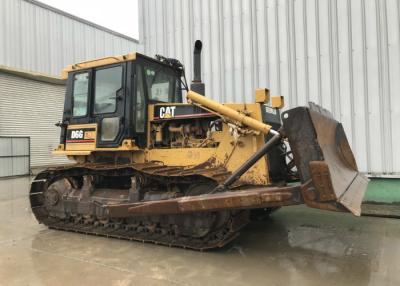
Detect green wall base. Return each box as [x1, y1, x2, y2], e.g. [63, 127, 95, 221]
[361, 178, 400, 217]
[362, 178, 400, 204]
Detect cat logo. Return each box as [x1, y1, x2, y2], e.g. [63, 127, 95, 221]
[159, 106, 176, 119]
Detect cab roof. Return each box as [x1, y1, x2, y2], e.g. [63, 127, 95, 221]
[61, 52, 184, 80]
[61, 52, 139, 79]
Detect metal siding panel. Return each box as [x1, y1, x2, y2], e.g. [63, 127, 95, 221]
[155, 0, 163, 53]
[175, 0, 183, 67]
[242, 0, 254, 103]
[147, 0, 157, 57]
[330, 0, 342, 119]
[216, 1, 225, 102]
[277, 0, 289, 105]
[165, 0, 175, 57]
[48, 12, 61, 75]
[267, 0, 281, 97]
[138, 0, 145, 43]
[305, 0, 320, 104]
[209, 0, 221, 101]
[318, 0, 332, 111]
[192, 0, 202, 47]
[182, 0, 193, 94]
[377, 0, 394, 174]
[387, 0, 400, 172]
[287, 0, 298, 107]
[251, 1, 259, 91]
[339, 0, 356, 150]
[364, 0, 380, 173]
[0, 138, 12, 156]
[348, 0, 367, 172]
[0, 1, 5, 65]
[294, 0, 307, 105]
[222, 0, 234, 103]
[0, 0, 141, 76]
[255, 0, 267, 90]
[232, 0, 244, 102]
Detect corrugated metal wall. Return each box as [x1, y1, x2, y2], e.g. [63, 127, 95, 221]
[140, 0, 400, 175]
[0, 72, 70, 167]
[0, 0, 142, 77]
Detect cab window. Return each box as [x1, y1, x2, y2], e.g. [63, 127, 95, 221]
[143, 64, 180, 102]
[94, 65, 123, 114]
[72, 72, 89, 117]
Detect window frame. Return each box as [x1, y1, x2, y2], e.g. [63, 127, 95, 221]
[134, 63, 147, 134]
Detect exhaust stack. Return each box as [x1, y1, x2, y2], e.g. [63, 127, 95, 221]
[190, 40, 205, 95]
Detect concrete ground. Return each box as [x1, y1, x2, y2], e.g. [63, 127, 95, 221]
[1, 177, 400, 286]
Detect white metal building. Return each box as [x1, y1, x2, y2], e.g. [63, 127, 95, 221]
[0, 0, 141, 175]
[139, 0, 400, 176]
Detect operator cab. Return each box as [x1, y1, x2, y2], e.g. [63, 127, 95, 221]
[60, 53, 183, 149]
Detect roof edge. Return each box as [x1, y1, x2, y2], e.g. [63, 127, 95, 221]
[0, 65, 66, 85]
[61, 52, 137, 79]
[23, 0, 140, 44]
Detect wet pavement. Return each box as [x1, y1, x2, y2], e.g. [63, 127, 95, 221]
[0, 176, 399, 286]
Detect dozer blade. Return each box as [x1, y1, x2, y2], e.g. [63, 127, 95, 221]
[282, 103, 369, 216]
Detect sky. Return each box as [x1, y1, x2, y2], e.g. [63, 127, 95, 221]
[40, 0, 139, 39]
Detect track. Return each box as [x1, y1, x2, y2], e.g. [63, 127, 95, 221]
[29, 165, 250, 250]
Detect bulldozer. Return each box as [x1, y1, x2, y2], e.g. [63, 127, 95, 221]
[30, 41, 369, 250]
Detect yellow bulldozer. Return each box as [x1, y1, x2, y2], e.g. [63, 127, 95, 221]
[30, 41, 368, 250]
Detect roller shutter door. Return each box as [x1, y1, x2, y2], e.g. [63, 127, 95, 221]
[0, 72, 70, 168]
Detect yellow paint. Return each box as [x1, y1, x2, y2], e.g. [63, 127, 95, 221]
[212, 123, 269, 185]
[146, 117, 269, 185]
[53, 150, 91, 156]
[59, 122, 140, 155]
[146, 148, 216, 166]
[84, 131, 96, 140]
[57, 140, 140, 155]
[55, 95, 271, 185]
[271, 96, 284, 109]
[255, 88, 270, 103]
[67, 123, 97, 130]
[147, 104, 155, 148]
[224, 103, 263, 121]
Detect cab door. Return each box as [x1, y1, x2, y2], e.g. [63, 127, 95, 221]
[92, 63, 126, 147]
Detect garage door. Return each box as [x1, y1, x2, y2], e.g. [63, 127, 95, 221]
[0, 137, 30, 177]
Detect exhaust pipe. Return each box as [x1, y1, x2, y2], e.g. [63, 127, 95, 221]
[190, 40, 205, 95]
